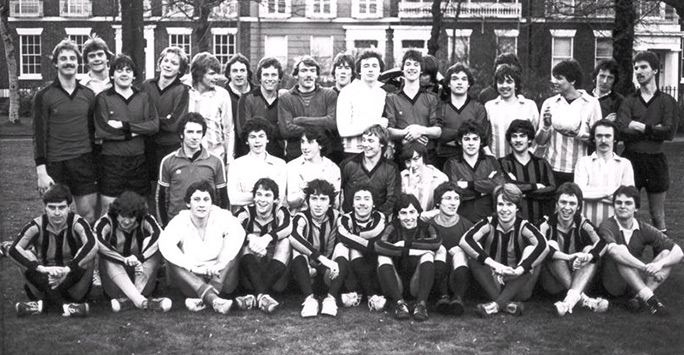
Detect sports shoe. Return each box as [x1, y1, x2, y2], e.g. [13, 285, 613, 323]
[185, 298, 206, 312]
[504, 302, 524, 316]
[413, 301, 429, 322]
[301, 294, 319, 318]
[581, 296, 609, 313]
[212, 298, 233, 314]
[15, 300, 43, 317]
[235, 294, 257, 310]
[435, 295, 450, 314]
[258, 294, 279, 313]
[394, 300, 410, 320]
[554, 301, 571, 317]
[111, 298, 135, 313]
[341, 292, 362, 308]
[62, 302, 89, 317]
[476, 302, 499, 318]
[646, 296, 668, 317]
[0, 241, 13, 257]
[321, 294, 338, 317]
[449, 296, 465, 316]
[146, 297, 172, 312]
[92, 268, 102, 287]
[368, 294, 387, 312]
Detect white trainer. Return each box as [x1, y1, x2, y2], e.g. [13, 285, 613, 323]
[321, 294, 338, 317]
[301, 294, 320, 318]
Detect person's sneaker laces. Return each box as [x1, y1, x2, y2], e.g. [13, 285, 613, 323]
[62, 302, 89, 317]
[413, 301, 429, 322]
[435, 295, 450, 314]
[554, 301, 571, 317]
[368, 294, 386, 312]
[235, 294, 257, 310]
[146, 297, 172, 312]
[185, 298, 206, 312]
[341, 292, 361, 308]
[301, 294, 319, 318]
[111, 298, 135, 313]
[581, 296, 609, 313]
[258, 294, 279, 313]
[504, 302, 524, 316]
[15, 300, 43, 317]
[394, 300, 410, 320]
[92, 268, 102, 287]
[321, 294, 338, 317]
[476, 302, 499, 318]
[449, 296, 465, 316]
[646, 296, 668, 316]
[212, 298, 233, 314]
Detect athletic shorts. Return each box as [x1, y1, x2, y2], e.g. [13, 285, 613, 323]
[99, 154, 150, 197]
[622, 151, 669, 193]
[46, 153, 98, 196]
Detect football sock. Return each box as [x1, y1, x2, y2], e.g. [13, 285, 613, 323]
[434, 260, 448, 296]
[637, 287, 654, 302]
[110, 267, 146, 308]
[263, 259, 287, 292]
[417, 262, 434, 303]
[378, 264, 402, 301]
[449, 266, 470, 299]
[564, 289, 581, 310]
[351, 258, 379, 296]
[241, 254, 267, 294]
[329, 257, 349, 298]
[292, 256, 314, 295]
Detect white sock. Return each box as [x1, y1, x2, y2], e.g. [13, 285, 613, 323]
[637, 287, 654, 302]
[564, 289, 582, 310]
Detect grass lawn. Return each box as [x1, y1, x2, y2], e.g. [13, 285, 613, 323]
[1, 138, 683, 355]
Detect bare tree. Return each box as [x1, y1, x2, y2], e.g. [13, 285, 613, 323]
[0, 1, 19, 123]
[427, 0, 463, 57]
[120, 0, 146, 85]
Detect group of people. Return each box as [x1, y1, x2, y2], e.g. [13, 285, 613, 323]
[4, 35, 682, 322]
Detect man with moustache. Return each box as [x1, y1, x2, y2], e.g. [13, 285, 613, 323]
[278, 56, 339, 161]
[237, 57, 285, 159]
[33, 39, 98, 225]
[574, 119, 633, 226]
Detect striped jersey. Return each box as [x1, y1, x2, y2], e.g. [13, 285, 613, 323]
[236, 205, 292, 244]
[538, 213, 606, 261]
[290, 209, 340, 261]
[498, 153, 557, 224]
[95, 213, 162, 266]
[336, 211, 386, 253]
[375, 220, 441, 257]
[484, 95, 540, 159]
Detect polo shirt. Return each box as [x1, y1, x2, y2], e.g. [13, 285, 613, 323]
[336, 80, 388, 153]
[599, 217, 676, 258]
[438, 97, 488, 158]
[384, 89, 443, 149]
[286, 156, 341, 213]
[485, 95, 539, 159]
[340, 153, 400, 218]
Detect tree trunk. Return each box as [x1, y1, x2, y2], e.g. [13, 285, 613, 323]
[427, 0, 443, 56]
[121, 0, 146, 84]
[194, 1, 213, 53]
[0, 3, 19, 123]
[613, 0, 636, 96]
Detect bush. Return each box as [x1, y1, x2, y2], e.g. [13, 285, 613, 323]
[0, 88, 37, 117]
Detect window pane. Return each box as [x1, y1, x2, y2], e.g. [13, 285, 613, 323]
[265, 36, 288, 66]
[596, 38, 612, 58]
[553, 38, 571, 57]
[497, 37, 516, 55]
[20, 35, 41, 75]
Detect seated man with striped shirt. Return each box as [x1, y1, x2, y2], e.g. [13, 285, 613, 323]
[574, 119, 634, 227]
[460, 184, 548, 317]
[10, 184, 97, 317]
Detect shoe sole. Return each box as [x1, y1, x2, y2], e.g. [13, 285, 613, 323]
[449, 301, 465, 316]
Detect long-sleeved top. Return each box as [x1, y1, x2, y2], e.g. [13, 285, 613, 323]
[536, 91, 602, 173]
[444, 153, 505, 223]
[95, 213, 162, 266]
[290, 209, 340, 261]
[235, 205, 292, 243]
[278, 85, 338, 159]
[574, 152, 634, 226]
[426, 214, 473, 250]
[159, 206, 245, 271]
[384, 89, 443, 150]
[188, 85, 234, 163]
[460, 216, 548, 272]
[599, 217, 676, 258]
[33, 79, 96, 165]
[141, 77, 189, 147]
[286, 156, 341, 213]
[336, 211, 386, 253]
[227, 153, 287, 210]
[375, 220, 441, 257]
[592, 89, 623, 120]
[538, 213, 606, 261]
[9, 212, 97, 272]
[401, 165, 448, 211]
[81, 74, 111, 95]
[340, 154, 400, 218]
[615, 89, 679, 154]
[484, 95, 539, 159]
[438, 97, 488, 158]
[157, 147, 227, 224]
[237, 87, 284, 158]
[94, 87, 159, 156]
[498, 153, 556, 224]
[336, 80, 388, 154]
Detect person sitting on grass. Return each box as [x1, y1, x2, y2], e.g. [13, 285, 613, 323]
[290, 179, 348, 318]
[336, 185, 387, 312]
[159, 181, 245, 314]
[537, 182, 609, 316]
[375, 193, 442, 321]
[95, 191, 171, 312]
[9, 184, 97, 317]
[234, 178, 292, 314]
[424, 182, 474, 316]
[599, 185, 683, 316]
[460, 183, 548, 318]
